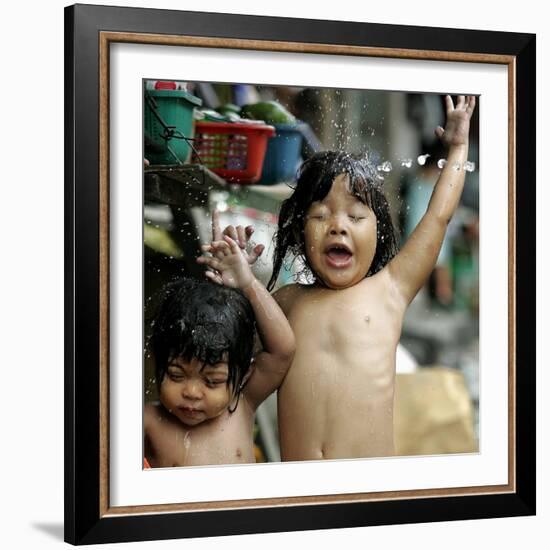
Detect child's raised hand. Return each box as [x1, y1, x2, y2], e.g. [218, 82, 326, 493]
[211, 209, 265, 265]
[223, 224, 265, 265]
[197, 235, 255, 289]
[435, 95, 476, 148]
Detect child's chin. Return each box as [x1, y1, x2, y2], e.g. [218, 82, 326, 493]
[326, 281, 355, 290]
[320, 272, 363, 290]
[179, 409, 224, 427]
[176, 411, 206, 426]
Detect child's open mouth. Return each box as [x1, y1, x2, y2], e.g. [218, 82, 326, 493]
[324, 244, 353, 268]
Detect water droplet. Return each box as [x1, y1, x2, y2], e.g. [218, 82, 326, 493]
[377, 161, 392, 173]
[417, 154, 430, 166]
[464, 161, 476, 172]
[452, 161, 461, 171]
[437, 158, 447, 169]
[364, 315, 370, 323]
[400, 159, 412, 168]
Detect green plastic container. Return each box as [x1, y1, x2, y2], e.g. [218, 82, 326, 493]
[144, 89, 202, 165]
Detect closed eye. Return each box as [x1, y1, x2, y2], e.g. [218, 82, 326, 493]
[205, 378, 227, 387]
[349, 215, 366, 222]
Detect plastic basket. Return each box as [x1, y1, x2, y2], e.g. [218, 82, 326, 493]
[258, 123, 304, 185]
[192, 121, 275, 184]
[144, 89, 202, 165]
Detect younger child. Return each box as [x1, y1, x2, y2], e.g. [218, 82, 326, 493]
[144, 247, 295, 466]
[225, 95, 476, 460]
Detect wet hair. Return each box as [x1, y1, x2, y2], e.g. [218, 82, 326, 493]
[150, 277, 256, 402]
[267, 150, 399, 290]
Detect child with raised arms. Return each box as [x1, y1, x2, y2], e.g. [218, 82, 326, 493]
[220, 95, 476, 461]
[144, 236, 294, 466]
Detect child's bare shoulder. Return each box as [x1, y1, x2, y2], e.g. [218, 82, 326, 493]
[360, 266, 408, 311]
[144, 402, 165, 431]
[272, 283, 306, 314]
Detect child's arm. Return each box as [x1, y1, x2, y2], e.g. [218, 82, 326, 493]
[143, 403, 156, 466]
[197, 235, 295, 409]
[387, 95, 476, 306]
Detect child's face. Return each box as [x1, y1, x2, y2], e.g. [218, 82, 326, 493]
[304, 173, 377, 289]
[160, 356, 233, 426]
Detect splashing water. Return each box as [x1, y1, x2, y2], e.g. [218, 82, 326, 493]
[464, 161, 476, 172]
[400, 159, 413, 168]
[377, 161, 392, 173]
[417, 154, 430, 166]
[437, 158, 447, 169]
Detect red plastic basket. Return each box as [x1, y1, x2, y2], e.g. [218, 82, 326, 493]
[192, 121, 275, 184]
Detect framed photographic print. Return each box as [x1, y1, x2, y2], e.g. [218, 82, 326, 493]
[65, 3, 536, 545]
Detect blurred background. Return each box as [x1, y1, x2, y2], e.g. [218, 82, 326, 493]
[143, 80, 480, 463]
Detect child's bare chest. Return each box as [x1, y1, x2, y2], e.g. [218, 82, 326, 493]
[290, 281, 402, 356]
[278, 280, 402, 459]
[149, 408, 255, 467]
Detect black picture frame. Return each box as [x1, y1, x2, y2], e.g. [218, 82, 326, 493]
[65, 3, 536, 545]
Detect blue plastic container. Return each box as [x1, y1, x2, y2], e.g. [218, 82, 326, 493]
[258, 123, 303, 185]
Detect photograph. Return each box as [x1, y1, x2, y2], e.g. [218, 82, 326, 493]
[142, 81, 481, 469]
[63, 3, 536, 545]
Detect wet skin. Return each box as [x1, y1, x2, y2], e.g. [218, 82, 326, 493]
[144, 358, 256, 467]
[276, 96, 475, 461]
[276, 276, 404, 460]
[160, 357, 233, 427]
[145, 213, 295, 468]
[144, 401, 256, 467]
[276, 176, 404, 460]
[304, 174, 377, 290]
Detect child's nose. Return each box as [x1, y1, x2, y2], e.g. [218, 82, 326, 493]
[329, 216, 348, 235]
[182, 380, 202, 400]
